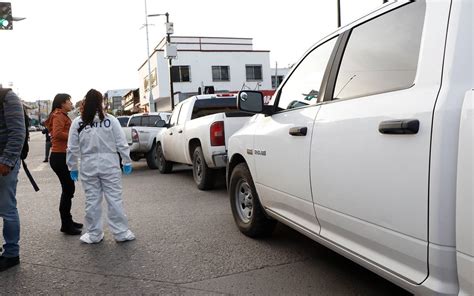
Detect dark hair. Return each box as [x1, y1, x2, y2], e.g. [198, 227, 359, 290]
[81, 89, 105, 126]
[51, 93, 71, 113]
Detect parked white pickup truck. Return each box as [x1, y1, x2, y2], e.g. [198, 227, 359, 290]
[227, 1, 472, 295]
[155, 94, 252, 190]
[123, 112, 171, 169]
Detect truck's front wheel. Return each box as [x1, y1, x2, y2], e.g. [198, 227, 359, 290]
[193, 146, 215, 190]
[229, 163, 276, 237]
[157, 143, 173, 174]
[146, 142, 159, 169]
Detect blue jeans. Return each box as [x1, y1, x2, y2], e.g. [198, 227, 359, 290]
[0, 160, 20, 257]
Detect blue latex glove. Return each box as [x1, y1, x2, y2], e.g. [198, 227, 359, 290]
[123, 164, 132, 175]
[70, 170, 79, 181]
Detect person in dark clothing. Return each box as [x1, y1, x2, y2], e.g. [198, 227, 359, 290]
[44, 93, 83, 235]
[42, 127, 51, 162]
[0, 88, 25, 272]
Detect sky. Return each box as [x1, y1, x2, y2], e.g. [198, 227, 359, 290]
[1, 0, 383, 102]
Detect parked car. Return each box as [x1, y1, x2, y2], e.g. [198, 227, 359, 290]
[123, 112, 171, 169]
[226, 1, 472, 295]
[117, 116, 130, 127]
[156, 94, 253, 190]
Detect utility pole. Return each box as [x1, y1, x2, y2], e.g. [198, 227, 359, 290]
[148, 12, 175, 110]
[143, 0, 155, 112]
[164, 13, 174, 110]
[337, 0, 341, 27]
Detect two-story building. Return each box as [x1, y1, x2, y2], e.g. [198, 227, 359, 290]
[138, 36, 272, 111]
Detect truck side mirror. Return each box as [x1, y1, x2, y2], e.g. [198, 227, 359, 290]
[237, 91, 264, 113]
[155, 119, 167, 128]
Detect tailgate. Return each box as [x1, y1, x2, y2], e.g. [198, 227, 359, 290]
[223, 113, 252, 149]
[123, 127, 132, 144]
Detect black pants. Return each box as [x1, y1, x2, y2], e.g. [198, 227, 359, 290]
[50, 152, 75, 227]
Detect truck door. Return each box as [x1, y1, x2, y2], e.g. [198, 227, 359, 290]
[252, 37, 338, 234]
[310, 1, 449, 284]
[173, 100, 192, 164]
[162, 104, 182, 161]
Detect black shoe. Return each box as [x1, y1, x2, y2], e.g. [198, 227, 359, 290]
[72, 222, 83, 229]
[43, 159, 48, 163]
[60, 226, 82, 235]
[0, 256, 20, 272]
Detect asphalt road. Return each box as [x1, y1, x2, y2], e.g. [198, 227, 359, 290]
[0, 131, 411, 295]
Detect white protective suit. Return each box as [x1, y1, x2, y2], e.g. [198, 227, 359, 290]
[66, 113, 133, 242]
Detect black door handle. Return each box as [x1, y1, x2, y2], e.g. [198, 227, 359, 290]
[289, 127, 307, 136]
[379, 119, 419, 135]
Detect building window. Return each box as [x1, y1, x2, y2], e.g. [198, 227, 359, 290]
[246, 65, 263, 81]
[212, 66, 230, 82]
[171, 65, 191, 82]
[271, 75, 284, 89]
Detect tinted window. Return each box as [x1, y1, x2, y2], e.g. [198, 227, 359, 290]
[333, 1, 425, 100]
[191, 98, 238, 119]
[277, 38, 337, 111]
[128, 117, 141, 127]
[177, 101, 191, 125]
[148, 115, 160, 127]
[169, 105, 181, 127]
[117, 117, 129, 127]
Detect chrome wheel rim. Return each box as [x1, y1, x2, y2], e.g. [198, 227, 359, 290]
[235, 179, 253, 223]
[194, 154, 203, 182]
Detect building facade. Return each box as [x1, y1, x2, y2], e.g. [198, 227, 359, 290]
[138, 36, 272, 111]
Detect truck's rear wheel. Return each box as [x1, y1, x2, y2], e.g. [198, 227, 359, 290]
[193, 146, 215, 190]
[157, 143, 173, 173]
[146, 142, 159, 169]
[229, 163, 276, 237]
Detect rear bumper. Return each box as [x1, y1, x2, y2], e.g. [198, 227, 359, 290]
[211, 152, 227, 168]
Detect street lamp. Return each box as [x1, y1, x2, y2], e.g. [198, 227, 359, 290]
[148, 12, 175, 110]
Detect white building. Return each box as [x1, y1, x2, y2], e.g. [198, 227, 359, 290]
[270, 67, 291, 89]
[138, 36, 272, 111]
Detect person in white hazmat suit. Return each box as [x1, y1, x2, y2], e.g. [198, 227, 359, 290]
[66, 89, 135, 244]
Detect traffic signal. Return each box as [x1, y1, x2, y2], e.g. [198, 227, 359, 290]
[0, 2, 12, 30]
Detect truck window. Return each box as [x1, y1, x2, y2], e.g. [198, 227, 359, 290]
[333, 1, 425, 100]
[148, 115, 160, 127]
[169, 105, 181, 127]
[177, 101, 191, 125]
[191, 98, 238, 119]
[128, 116, 141, 127]
[277, 37, 337, 111]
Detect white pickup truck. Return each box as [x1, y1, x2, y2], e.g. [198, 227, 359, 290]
[155, 94, 252, 190]
[227, 1, 473, 295]
[123, 112, 171, 169]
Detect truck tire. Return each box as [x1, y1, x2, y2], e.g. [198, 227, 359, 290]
[130, 153, 141, 162]
[192, 146, 215, 190]
[146, 142, 159, 169]
[157, 143, 173, 174]
[229, 163, 276, 237]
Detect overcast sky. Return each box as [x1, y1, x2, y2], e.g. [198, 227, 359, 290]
[1, 0, 382, 102]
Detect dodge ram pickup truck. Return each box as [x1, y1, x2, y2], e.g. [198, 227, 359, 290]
[227, 1, 473, 295]
[156, 94, 252, 190]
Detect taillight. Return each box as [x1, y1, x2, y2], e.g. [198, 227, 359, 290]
[210, 121, 225, 146]
[132, 128, 139, 143]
